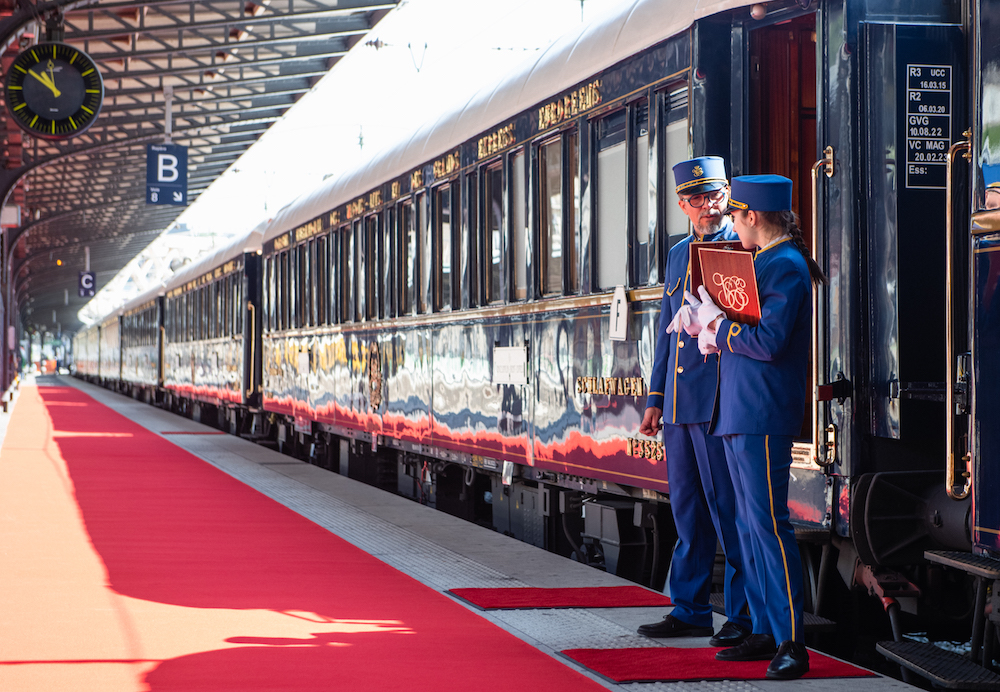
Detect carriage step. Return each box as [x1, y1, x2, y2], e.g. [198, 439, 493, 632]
[708, 592, 836, 632]
[877, 640, 1000, 690]
[925, 550, 1000, 580]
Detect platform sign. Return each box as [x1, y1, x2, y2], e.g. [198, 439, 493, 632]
[146, 143, 188, 206]
[79, 271, 96, 297]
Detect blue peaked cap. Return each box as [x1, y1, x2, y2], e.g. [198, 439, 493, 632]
[728, 174, 793, 212]
[673, 156, 727, 194]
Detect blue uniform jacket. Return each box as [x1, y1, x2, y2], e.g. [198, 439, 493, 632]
[713, 238, 812, 436]
[646, 220, 736, 424]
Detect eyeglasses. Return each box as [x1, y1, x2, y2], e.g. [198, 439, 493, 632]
[680, 188, 727, 208]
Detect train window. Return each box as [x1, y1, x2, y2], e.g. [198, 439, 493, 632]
[418, 192, 431, 313]
[289, 246, 299, 329]
[342, 225, 356, 323]
[365, 215, 379, 320]
[299, 243, 310, 328]
[280, 250, 290, 331]
[538, 137, 564, 296]
[434, 184, 454, 311]
[567, 130, 580, 293]
[484, 162, 503, 304]
[400, 201, 416, 315]
[596, 109, 628, 290]
[382, 209, 394, 318]
[463, 174, 477, 309]
[352, 220, 365, 321]
[234, 274, 243, 336]
[634, 100, 652, 286]
[663, 86, 691, 251]
[511, 150, 527, 300]
[314, 237, 327, 326]
[264, 256, 274, 332]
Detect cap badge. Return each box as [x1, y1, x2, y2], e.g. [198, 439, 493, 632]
[692, 165, 704, 177]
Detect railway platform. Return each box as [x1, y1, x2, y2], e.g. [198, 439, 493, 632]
[0, 375, 920, 692]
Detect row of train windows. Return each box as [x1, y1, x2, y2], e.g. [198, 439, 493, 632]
[263, 86, 692, 333]
[121, 307, 159, 347]
[164, 273, 244, 343]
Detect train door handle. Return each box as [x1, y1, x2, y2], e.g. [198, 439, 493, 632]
[944, 131, 972, 500]
[811, 146, 835, 468]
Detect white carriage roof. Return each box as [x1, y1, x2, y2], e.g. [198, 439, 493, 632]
[162, 225, 267, 295]
[263, 0, 757, 244]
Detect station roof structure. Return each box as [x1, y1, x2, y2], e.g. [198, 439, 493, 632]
[0, 0, 396, 337]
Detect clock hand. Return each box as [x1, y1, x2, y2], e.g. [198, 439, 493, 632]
[27, 68, 61, 98]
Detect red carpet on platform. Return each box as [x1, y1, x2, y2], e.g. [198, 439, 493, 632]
[449, 586, 671, 610]
[562, 646, 876, 683]
[0, 385, 608, 692]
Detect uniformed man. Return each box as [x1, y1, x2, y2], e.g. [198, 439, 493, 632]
[636, 157, 750, 647]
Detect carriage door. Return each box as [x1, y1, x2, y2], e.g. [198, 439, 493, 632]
[746, 12, 829, 524]
[970, 0, 1000, 558]
[855, 21, 966, 494]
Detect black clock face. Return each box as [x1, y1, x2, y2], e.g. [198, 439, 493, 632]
[4, 43, 104, 141]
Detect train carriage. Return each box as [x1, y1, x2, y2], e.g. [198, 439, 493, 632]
[161, 228, 264, 430]
[72, 323, 101, 381]
[71, 0, 1000, 684]
[97, 313, 121, 389]
[120, 292, 163, 403]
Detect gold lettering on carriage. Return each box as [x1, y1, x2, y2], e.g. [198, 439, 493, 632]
[433, 150, 461, 178]
[294, 219, 323, 242]
[273, 233, 290, 251]
[626, 437, 665, 462]
[713, 272, 750, 311]
[575, 376, 645, 397]
[538, 79, 602, 131]
[478, 123, 516, 159]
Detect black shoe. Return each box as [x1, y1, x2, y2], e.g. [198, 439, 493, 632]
[766, 640, 810, 680]
[709, 621, 750, 647]
[637, 614, 713, 638]
[715, 633, 777, 661]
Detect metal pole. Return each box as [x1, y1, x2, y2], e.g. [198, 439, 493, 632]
[164, 85, 173, 144]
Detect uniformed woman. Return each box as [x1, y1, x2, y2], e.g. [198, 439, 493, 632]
[693, 174, 827, 680]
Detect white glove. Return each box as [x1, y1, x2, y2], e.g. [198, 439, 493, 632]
[696, 285, 724, 332]
[665, 304, 694, 334]
[680, 290, 703, 336]
[699, 325, 720, 355]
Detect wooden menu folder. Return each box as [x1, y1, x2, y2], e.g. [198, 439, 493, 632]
[689, 241, 760, 326]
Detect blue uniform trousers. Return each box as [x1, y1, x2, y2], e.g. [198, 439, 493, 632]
[664, 422, 750, 629]
[723, 433, 804, 643]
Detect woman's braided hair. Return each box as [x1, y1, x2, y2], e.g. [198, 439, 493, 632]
[759, 210, 828, 285]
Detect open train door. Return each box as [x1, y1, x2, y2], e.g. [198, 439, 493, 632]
[743, 10, 833, 531]
[969, 0, 1000, 559]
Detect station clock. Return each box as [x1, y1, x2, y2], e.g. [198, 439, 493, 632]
[4, 42, 104, 141]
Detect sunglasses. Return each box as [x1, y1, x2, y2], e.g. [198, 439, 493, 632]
[680, 188, 727, 208]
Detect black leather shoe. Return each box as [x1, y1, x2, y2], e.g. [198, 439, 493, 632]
[637, 614, 713, 638]
[715, 633, 777, 661]
[766, 640, 810, 680]
[709, 621, 750, 647]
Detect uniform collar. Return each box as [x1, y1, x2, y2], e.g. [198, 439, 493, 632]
[754, 235, 792, 259]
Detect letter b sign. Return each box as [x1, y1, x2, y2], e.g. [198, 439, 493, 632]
[146, 143, 188, 206]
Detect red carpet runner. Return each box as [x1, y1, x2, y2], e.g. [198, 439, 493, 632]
[449, 586, 671, 610]
[562, 646, 875, 683]
[0, 386, 608, 692]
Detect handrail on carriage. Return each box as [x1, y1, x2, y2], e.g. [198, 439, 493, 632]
[945, 132, 972, 501]
[811, 146, 835, 467]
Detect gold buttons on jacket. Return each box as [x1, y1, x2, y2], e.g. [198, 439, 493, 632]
[676, 366, 684, 374]
[678, 340, 685, 348]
